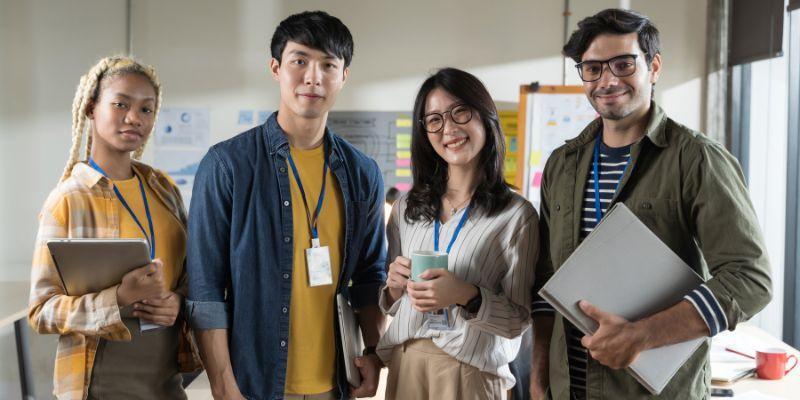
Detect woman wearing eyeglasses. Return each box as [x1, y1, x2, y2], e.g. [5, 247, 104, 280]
[375, 68, 542, 400]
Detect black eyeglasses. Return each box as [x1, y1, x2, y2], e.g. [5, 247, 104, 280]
[420, 104, 473, 134]
[575, 54, 639, 82]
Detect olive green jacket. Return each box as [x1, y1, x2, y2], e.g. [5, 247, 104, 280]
[536, 103, 772, 399]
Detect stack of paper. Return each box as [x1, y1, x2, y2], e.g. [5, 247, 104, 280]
[710, 330, 761, 383]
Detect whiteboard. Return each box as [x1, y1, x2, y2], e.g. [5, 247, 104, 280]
[522, 89, 596, 208]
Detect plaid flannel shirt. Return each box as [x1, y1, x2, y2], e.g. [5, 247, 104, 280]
[28, 161, 202, 400]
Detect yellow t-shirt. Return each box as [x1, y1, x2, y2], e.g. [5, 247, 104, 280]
[113, 173, 185, 291]
[284, 144, 344, 395]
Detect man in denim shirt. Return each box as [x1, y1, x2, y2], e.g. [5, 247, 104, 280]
[186, 11, 386, 400]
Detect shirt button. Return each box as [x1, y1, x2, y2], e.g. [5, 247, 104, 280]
[642, 202, 652, 209]
[556, 204, 561, 211]
[284, 236, 291, 243]
[279, 166, 287, 173]
[283, 273, 289, 279]
[282, 307, 288, 313]
[280, 340, 286, 347]
[283, 200, 290, 207]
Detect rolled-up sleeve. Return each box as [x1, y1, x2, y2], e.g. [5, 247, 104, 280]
[186, 147, 233, 330]
[349, 159, 387, 309]
[683, 142, 772, 334]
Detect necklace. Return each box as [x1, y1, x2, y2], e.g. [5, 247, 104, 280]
[444, 193, 472, 216]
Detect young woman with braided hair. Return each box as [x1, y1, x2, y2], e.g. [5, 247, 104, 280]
[28, 56, 201, 400]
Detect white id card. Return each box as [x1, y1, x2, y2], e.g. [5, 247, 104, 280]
[424, 307, 456, 330]
[306, 244, 333, 287]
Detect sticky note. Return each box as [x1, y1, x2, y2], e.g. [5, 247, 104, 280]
[396, 134, 411, 149]
[529, 151, 542, 166]
[396, 151, 411, 159]
[396, 118, 412, 128]
[533, 172, 543, 187]
[395, 183, 412, 192]
[396, 159, 411, 168]
[505, 159, 517, 173]
[396, 169, 411, 177]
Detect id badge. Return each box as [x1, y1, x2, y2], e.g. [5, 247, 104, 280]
[305, 244, 333, 287]
[139, 319, 162, 332]
[424, 307, 455, 331]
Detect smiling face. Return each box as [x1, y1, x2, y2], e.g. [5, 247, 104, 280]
[270, 41, 348, 121]
[424, 87, 486, 170]
[87, 73, 157, 156]
[581, 32, 661, 121]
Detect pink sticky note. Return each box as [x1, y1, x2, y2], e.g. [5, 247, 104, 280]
[395, 159, 411, 168]
[395, 183, 412, 192]
[533, 172, 543, 187]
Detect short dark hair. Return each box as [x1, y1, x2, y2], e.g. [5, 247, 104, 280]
[270, 11, 354, 68]
[405, 68, 512, 223]
[563, 8, 660, 65]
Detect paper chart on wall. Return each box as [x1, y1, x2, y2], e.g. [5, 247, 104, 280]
[326, 111, 414, 194]
[524, 93, 596, 208]
[153, 108, 211, 207]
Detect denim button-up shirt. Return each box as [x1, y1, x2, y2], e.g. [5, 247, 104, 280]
[186, 113, 387, 400]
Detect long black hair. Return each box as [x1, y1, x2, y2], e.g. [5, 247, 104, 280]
[405, 67, 512, 223]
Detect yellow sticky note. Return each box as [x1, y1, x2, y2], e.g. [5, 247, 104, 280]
[396, 150, 411, 159]
[396, 169, 411, 177]
[505, 158, 517, 173]
[396, 134, 411, 149]
[396, 118, 412, 128]
[529, 151, 542, 166]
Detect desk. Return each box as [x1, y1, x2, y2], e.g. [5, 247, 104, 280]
[0, 281, 33, 400]
[712, 324, 800, 399]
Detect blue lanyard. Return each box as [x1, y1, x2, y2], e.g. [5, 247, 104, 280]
[88, 158, 156, 259]
[434, 204, 471, 254]
[592, 135, 630, 222]
[286, 145, 328, 243]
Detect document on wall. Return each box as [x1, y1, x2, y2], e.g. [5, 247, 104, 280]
[538, 203, 705, 395]
[153, 108, 211, 208]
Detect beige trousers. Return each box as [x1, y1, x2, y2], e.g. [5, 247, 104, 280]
[284, 390, 337, 400]
[384, 339, 507, 400]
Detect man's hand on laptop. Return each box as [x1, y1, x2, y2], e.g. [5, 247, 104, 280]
[578, 300, 648, 369]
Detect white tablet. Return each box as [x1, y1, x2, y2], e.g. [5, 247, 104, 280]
[46, 238, 151, 296]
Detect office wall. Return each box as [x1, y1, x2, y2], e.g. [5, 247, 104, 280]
[0, 0, 707, 397]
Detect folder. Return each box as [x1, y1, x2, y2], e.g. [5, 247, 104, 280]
[538, 203, 705, 394]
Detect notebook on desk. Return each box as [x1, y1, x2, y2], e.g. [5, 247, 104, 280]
[538, 203, 706, 395]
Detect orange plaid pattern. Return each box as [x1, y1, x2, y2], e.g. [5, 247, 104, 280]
[28, 161, 202, 400]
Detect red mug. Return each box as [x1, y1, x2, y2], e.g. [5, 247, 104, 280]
[756, 348, 798, 380]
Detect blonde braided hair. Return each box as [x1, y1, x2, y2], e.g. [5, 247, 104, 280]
[60, 55, 162, 182]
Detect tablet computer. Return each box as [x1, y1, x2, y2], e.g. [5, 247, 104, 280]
[336, 293, 364, 387]
[46, 238, 151, 296]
